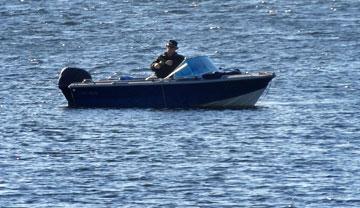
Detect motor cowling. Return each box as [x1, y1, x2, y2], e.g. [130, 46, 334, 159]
[58, 67, 92, 106]
[58, 67, 92, 89]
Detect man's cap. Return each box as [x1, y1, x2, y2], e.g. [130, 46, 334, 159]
[166, 40, 178, 48]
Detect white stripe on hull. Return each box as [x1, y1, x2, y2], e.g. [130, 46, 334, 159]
[200, 88, 266, 108]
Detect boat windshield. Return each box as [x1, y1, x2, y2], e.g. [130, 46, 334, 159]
[169, 56, 218, 79]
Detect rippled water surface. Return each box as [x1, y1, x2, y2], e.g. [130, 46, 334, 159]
[1, 0, 360, 207]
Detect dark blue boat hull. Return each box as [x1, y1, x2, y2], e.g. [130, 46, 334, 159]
[66, 74, 274, 108]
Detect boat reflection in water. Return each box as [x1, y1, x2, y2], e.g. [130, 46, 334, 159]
[58, 56, 275, 108]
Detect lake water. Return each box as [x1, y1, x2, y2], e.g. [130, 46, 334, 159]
[1, 0, 360, 207]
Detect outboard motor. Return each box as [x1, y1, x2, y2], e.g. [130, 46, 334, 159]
[58, 67, 92, 106]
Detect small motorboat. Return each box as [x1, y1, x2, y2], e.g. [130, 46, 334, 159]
[58, 56, 275, 108]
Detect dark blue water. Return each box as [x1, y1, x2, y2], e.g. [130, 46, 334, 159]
[1, 1, 360, 207]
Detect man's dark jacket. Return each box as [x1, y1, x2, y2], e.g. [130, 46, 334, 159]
[150, 52, 185, 78]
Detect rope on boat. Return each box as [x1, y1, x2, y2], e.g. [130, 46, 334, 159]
[258, 80, 272, 103]
[160, 84, 168, 108]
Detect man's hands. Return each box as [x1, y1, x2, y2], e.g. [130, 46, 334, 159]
[153, 63, 161, 69]
[153, 60, 173, 69]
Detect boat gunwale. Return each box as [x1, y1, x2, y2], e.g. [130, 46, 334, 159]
[68, 72, 275, 89]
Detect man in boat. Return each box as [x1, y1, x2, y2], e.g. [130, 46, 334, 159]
[149, 40, 185, 79]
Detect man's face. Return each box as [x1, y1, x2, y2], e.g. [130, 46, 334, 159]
[166, 45, 176, 53]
